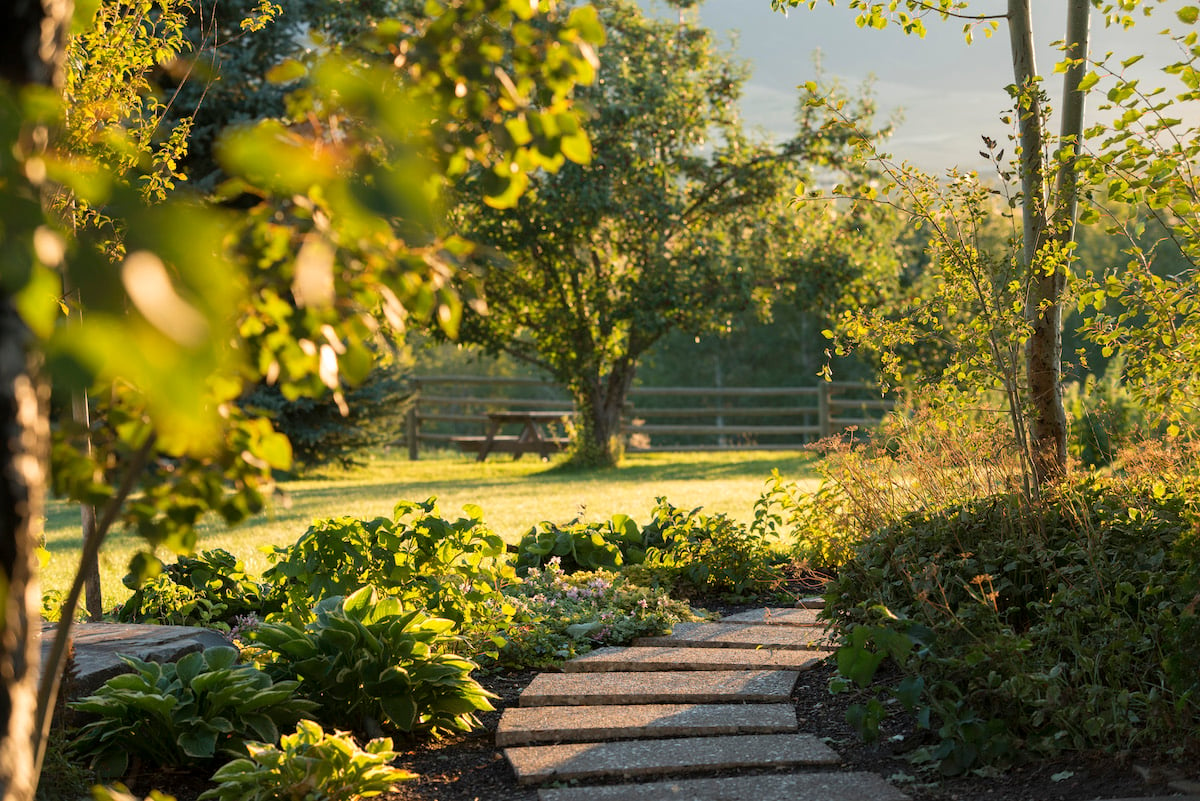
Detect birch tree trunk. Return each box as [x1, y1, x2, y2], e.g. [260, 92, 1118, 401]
[1008, 0, 1088, 485]
[0, 2, 71, 798]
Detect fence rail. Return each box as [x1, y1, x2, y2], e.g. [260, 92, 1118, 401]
[404, 375, 893, 458]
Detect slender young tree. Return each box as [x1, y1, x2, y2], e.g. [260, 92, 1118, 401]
[772, 0, 1101, 485]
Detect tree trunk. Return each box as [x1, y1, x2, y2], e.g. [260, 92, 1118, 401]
[1008, 0, 1072, 486]
[0, 299, 50, 801]
[1, 3, 72, 799]
[567, 361, 635, 468]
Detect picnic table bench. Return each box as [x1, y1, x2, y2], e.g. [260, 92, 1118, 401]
[454, 411, 572, 462]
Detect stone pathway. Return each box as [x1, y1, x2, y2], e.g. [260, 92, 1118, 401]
[497, 602, 912, 801]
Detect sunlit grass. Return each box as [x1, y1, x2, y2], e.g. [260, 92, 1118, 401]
[42, 449, 819, 611]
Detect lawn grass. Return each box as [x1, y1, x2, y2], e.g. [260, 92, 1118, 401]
[41, 449, 820, 612]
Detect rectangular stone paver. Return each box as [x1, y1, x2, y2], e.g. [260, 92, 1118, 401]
[520, 670, 799, 707]
[634, 623, 831, 651]
[496, 702, 797, 746]
[505, 732, 839, 785]
[717, 608, 823, 626]
[538, 771, 910, 801]
[563, 646, 831, 673]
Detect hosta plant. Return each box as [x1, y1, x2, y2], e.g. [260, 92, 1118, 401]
[200, 720, 415, 801]
[69, 646, 316, 778]
[249, 587, 495, 737]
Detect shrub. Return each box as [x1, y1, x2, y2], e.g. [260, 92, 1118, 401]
[826, 472, 1200, 773]
[514, 513, 647, 573]
[497, 561, 699, 667]
[642, 498, 783, 600]
[249, 587, 495, 737]
[201, 720, 414, 801]
[262, 499, 515, 654]
[752, 470, 860, 573]
[69, 646, 316, 778]
[117, 549, 266, 629]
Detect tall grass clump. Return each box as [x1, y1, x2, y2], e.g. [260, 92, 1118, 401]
[759, 407, 1027, 578]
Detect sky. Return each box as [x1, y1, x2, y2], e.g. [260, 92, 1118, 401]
[674, 1, 1188, 172]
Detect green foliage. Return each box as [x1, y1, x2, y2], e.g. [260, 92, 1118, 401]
[201, 720, 414, 801]
[497, 562, 700, 667]
[69, 646, 316, 778]
[92, 786, 178, 801]
[60, 0, 197, 231]
[114, 573, 226, 629]
[515, 513, 647, 573]
[7, 0, 606, 630]
[1063, 357, 1145, 468]
[242, 364, 412, 468]
[4, 0, 605, 793]
[249, 588, 495, 737]
[642, 498, 783, 600]
[262, 499, 515, 652]
[752, 469, 861, 572]
[35, 731, 93, 801]
[117, 548, 265, 628]
[1073, 13, 1200, 426]
[453, 0, 885, 466]
[826, 471, 1200, 772]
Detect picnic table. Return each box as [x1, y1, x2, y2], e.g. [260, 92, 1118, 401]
[454, 411, 572, 462]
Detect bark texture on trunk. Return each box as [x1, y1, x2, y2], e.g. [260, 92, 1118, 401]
[0, 299, 49, 801]
[1008, 0, 1077, 486]
[1, 3, 71, 798]
[569, 361, 636, 467]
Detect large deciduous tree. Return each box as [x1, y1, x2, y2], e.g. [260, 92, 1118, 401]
[0, 1, 602, 798]
[453, 0, 879, 467]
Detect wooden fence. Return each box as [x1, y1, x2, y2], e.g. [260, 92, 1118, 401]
[404, 375, 894, 458]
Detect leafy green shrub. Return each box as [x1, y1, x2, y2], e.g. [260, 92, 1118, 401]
[117, 549, 266, 629]
[752, 470, 861, 572]
[201, 720, 414, 801]
[249, 588, 495, 737]
[642, 498, 782, 599]
[1063, 357, 1144, 468]
[69, 646, 316, 778]
[496, 561, 699, 667]
[827, 473, 1200, 773]
[115, 573, 226, 629]
[262, 499, 514, 653]
[515, 513, 648, 573]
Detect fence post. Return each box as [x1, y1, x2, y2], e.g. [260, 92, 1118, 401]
[818, 383, 832, 439]
[406, 380, 420, 460]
